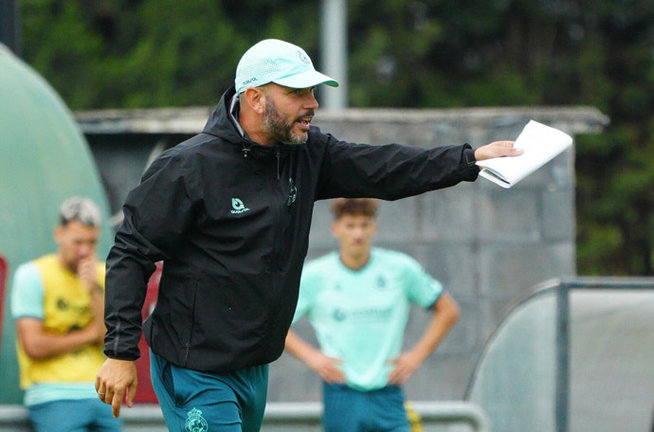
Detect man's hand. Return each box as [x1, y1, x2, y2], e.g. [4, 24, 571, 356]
[306, 351, 346, 384]
[78, 255, 99, 293]
[285, 330, 346, 384]
[387, 351, 422, 385]
[474, 140, 522, 161]
[96, 358, 138, 418]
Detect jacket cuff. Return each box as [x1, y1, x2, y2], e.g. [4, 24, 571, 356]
[462, 143, 477, 168]
[103, 349, 141, 361]
[460, 143, 480, 181]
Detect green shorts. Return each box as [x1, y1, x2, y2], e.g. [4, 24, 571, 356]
[150, 350, 268, 432]
[28, 398, 122, 432]
[323, 383, 410, 432]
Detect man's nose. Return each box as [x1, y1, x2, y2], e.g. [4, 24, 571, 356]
[78, 244, 93, 256]
[305, 93, 319, 110]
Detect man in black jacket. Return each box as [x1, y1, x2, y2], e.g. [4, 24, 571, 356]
[95, 38, 521, 431]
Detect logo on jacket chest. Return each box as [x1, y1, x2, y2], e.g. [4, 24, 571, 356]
[231, 198, 250, 214]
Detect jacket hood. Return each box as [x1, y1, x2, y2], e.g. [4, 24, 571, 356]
[202, 86, 243, 145]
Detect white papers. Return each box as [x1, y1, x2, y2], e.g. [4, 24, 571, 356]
[476, 120, 573, 189]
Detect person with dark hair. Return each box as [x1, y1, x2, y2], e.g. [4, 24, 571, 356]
[95, 38, 520, 432]
[285, 198, 459, 432]
[11, 197, 121, 432]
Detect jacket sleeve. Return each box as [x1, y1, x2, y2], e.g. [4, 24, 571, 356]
[104, 152, 195, 360]
[315, 135, 479, 200]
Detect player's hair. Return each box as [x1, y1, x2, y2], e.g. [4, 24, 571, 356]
[331, 198, 378, 220]
[59, 196, 102, 227]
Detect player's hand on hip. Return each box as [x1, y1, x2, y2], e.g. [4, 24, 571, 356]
[95, 358, 138, 418]
[387, 352, 422, 385]
[474, 140, 522, 161]
[308, 352, 345, 384]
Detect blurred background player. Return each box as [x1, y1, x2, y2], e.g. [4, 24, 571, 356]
[285, 198, 460, 432]
[10, 197, 121, 432]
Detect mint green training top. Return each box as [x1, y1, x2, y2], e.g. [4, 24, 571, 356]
[292, 248, 443, 391]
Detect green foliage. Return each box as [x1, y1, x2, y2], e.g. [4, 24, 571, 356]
[16, 0, 654, 275]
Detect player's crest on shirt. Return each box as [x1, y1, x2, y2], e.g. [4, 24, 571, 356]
[376, 275, 387, 289]
[332, 308, 347, 321]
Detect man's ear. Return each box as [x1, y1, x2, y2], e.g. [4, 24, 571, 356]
[330, 221, 339, 238]
[243, 87, 266, 115]
[53, 226, 63, 246]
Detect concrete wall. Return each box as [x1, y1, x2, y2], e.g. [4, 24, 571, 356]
[77, 105, 608, 403]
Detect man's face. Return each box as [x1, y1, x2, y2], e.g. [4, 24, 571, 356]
[54, 221, 100, 273]
[331, 214, 378, 259]
[262, 84, 319, 145]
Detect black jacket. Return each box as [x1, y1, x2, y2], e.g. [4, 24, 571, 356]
[104, 86, 479, 372]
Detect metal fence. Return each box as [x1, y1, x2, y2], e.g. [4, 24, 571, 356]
[466, 277, 654, 432]
[0, 401, 490, 432]
[555, 278, 654, 432]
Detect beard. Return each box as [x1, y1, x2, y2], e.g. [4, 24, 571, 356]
[263, 98, 310, 146]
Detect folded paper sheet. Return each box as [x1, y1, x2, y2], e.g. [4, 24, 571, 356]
[476, 120, 573, 188]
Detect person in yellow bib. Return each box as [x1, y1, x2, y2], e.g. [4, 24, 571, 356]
[10, 197, 122, 432]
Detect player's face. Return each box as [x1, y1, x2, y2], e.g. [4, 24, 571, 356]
[54, 221, 99, 272]
[332, 214, 377, 259]
[261, 84, 318, 145]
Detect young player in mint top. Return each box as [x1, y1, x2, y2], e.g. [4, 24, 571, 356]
[285, 198, 460, 432]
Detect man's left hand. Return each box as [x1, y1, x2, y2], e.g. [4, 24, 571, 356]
[96, 358, 138, 418]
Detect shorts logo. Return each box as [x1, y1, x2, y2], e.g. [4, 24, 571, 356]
[231, 198, 250, 214]
[185, 408, 208, 432]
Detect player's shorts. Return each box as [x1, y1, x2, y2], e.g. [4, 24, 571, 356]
[28, 398, 122, 432]
[323, 382, 411, 432]
[150, 350, 268, 432]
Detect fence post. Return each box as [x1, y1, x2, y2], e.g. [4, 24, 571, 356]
[556, 281, 570, 432]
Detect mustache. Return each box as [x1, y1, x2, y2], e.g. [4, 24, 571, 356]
[296, 110, 315, 120]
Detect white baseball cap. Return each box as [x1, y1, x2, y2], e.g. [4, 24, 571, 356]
[235, 39, 339, 94]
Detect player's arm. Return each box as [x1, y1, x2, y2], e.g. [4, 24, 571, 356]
[16, 316, 103, 360]
[388, 292, 460, 385]
[78, 254, 107, 345]
[285, 329, 345, 384]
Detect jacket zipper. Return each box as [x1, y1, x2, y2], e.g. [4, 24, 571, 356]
[275, 146, 281, 180]
[183, 282, 199, 365]
[266, 156, 288, 353]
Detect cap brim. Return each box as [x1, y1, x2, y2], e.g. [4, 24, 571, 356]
[274, 70, 339, 89]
